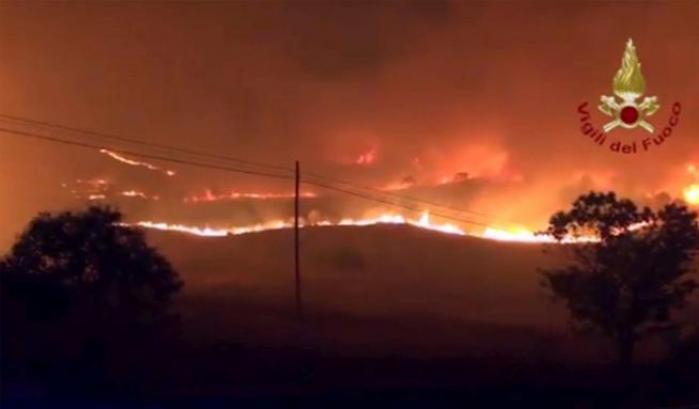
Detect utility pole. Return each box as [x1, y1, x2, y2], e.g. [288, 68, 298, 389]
[294, 160, 303, 320]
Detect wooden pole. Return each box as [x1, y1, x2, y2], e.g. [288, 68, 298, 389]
[294, 160, 302, 319]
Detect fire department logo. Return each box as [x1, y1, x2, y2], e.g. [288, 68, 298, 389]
[577, 38, 681, 154]
[598, 39, 659, 133]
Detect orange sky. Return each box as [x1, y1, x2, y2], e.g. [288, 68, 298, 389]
[1, 1, 698, 248]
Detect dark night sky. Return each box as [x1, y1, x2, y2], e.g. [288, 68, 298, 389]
[1, 1, 698, 248]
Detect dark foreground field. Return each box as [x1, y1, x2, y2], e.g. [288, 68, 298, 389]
[3, 225, 699, 408]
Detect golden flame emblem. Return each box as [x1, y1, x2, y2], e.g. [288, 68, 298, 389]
[599, 39, 659, 133]
[613, 39, 645, 97]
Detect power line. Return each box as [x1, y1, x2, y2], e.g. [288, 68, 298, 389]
[0, 113, 294, 175]
[304, 179, 490, 227]
[0, 113, 494, 220]
[0, 126, 491, 228]
[0, 127, 293, 181]
[303, 172, 490, 218]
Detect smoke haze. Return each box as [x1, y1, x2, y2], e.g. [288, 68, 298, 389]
[1, 1, 698, 248]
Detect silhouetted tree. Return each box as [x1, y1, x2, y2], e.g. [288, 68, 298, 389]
[0, 206, 182, 386]
[1, 206, 182, 321]
[542, 192, 699, 368]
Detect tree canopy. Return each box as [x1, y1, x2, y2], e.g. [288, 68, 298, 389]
[542, 191, 699, 367]
[0, 206, 182, 323]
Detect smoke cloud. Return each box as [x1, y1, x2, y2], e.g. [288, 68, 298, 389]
[1, 1, 698, 248]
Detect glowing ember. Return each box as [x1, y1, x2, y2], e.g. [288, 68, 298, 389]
[64, 178, 111, 200]
[99, 149, 176, 176]
[76, 178, 109, 186]
[184, 189, 316, 203]
[121, 190, 159, 200]
[684, 184, 699, 205]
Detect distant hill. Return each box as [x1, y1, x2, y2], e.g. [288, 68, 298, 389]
[146, 224, 614, 363]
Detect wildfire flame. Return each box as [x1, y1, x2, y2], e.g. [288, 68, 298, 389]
[482, 227, 597, 243]
[99, 149, 176, 176]
[333, 212, 465, 236]
[121, 190, 159, 200]
[64, 178, 110, 201]
[131, 211, 602, 243]
[134, 212, 464, 238]
[77, 178, 109, 186]
[135, 222, 231, 237]
[684, 184, 699, 206]
[184, 189, 316, 203]
[682, 163, 699, 206]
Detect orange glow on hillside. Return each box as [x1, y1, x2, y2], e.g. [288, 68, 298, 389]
[134, 211, 465, 238]
[131, 211, 601, 243]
